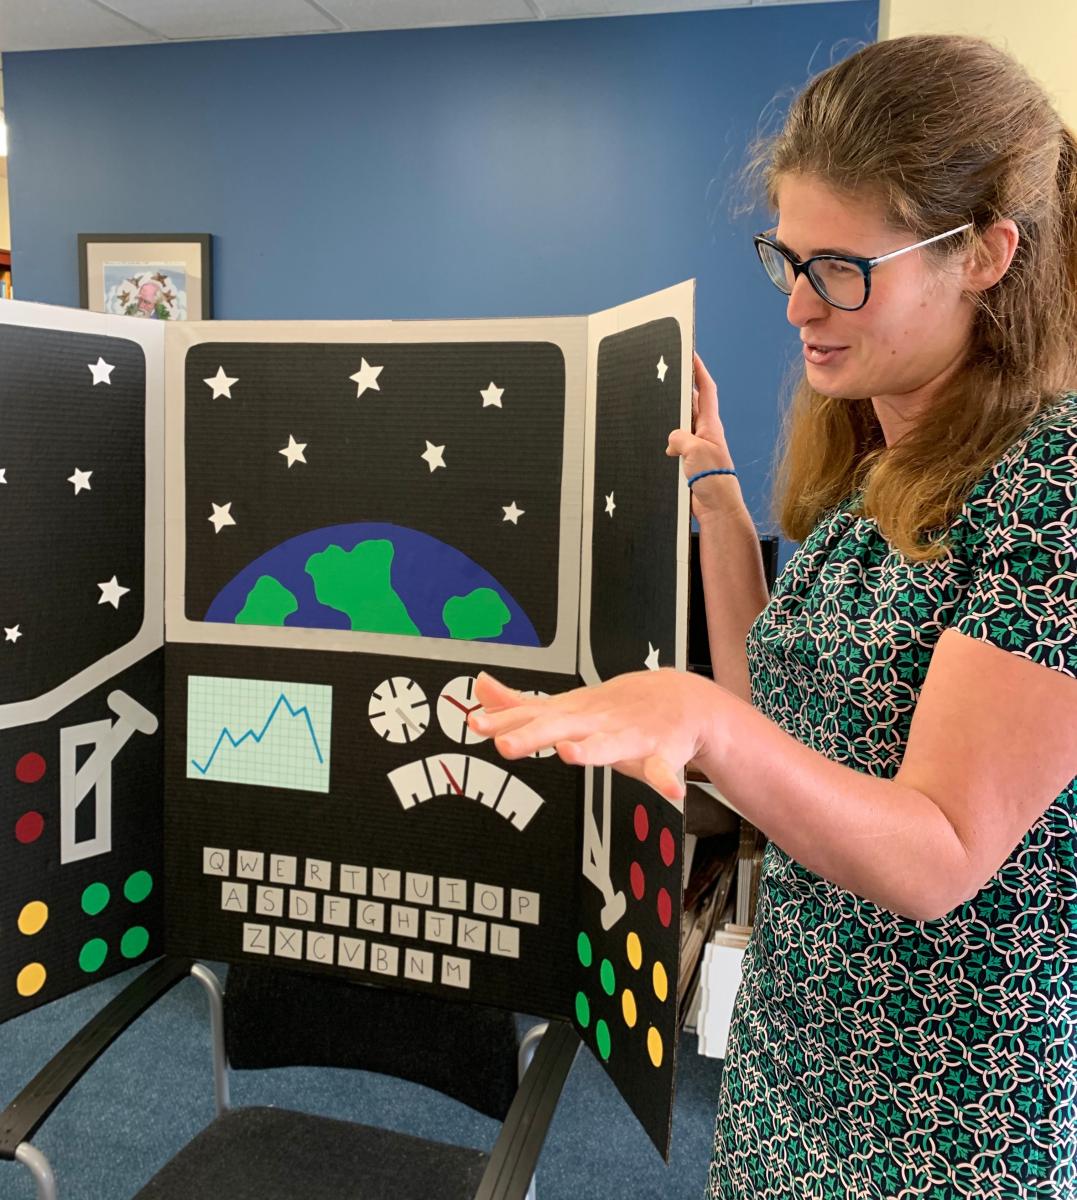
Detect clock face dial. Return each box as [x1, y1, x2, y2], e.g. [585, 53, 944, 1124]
[436, 674, 488, 745]
[369, 676, 430, 744]
[521, 690, 557, 757]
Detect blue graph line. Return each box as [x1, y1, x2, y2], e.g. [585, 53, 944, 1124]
[191, 691, 326, 776]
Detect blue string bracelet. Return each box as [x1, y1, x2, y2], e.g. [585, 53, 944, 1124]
[687, 468, 737, 487]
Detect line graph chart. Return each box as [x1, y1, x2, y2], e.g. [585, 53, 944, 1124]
[187, 676, 332, 793]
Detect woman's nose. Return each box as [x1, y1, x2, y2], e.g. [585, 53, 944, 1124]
[786, 272, 828, 328]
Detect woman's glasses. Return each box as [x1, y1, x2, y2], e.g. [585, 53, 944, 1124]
[753, 223, 973, 311]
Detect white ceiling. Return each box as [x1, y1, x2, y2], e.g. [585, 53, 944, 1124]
[0, 0, 860, 52]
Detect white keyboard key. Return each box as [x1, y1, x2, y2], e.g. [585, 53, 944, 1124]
[425, 911, 454, 945]
[269, 855, 297, 886]
[405, 873, 434, 905]
[441, 955, 471, 989]
[289, 889, 317, 922]
[203, 847, 230, 877]
[491, 924, 520, 959]
[391, 905, 420, 938]
[473, 883, 504, 919]
[339, 865, 367, 895]
[274, 926, 303, 960]
[242, 923, 270, 954]
[255, 886, 284, 917]
[235, 850, 264, 880]
[221, 882, 248, 913]
[404, 949, 434, 983]
[306, 931, 335, 964]
[372, 869, 401, 899]
[322, 895, 350, 927]
[370, 943, 399, 977]
[439, 877, 467, 911]
[457, 917, 487, 953]
[305, 858, 332, 890]
[338, 936, 366, 970]
[511, 889, 541, 925]
[356, 901, 385, 932]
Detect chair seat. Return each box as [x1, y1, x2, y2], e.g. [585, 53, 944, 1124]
[132, 1106, 490, 1199]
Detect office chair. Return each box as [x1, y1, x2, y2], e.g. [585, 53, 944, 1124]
[0, 957, 578, 1200]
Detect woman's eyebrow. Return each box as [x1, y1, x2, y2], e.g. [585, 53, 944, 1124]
[774, 234, 865, 258]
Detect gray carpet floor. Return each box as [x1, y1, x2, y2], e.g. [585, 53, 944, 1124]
[0, 962, 725, 1199]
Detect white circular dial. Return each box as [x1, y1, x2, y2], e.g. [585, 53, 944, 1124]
[369, 677, 430, 744]
[437, 674, 488, 745]
[521, 690, 557, 757]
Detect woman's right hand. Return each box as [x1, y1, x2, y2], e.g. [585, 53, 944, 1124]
[667, 352, 739, 520]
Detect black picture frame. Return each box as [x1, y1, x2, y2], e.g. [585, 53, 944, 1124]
[77, 233, 212, 319]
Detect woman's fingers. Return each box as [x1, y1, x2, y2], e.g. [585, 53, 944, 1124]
[555, 728, 648, 767]
[473, 671, 525, 713]
[641, 755, 685, 802]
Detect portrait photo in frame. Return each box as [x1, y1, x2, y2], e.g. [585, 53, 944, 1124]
[78, 233, 212, 320]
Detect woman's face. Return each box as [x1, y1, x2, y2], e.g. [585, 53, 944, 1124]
[774, 174, 976, 426]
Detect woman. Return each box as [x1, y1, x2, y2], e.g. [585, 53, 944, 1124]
[470, 34, 1077, 1198]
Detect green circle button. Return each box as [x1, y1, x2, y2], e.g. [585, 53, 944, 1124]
[576, 931, 593, 969]
[595, 1019, 611, 1061]
[575, 991, 591, 1029]
[600, 958, 616, 996]
[124, 870, 154, 904]
[81, 882, 110, 917]
[121, 926, 150, 960]
[79, 938, 108, 973]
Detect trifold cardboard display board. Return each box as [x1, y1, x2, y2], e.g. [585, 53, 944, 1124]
[0, 280, 693, 1157]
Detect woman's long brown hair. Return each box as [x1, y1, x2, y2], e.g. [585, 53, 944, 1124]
[745, 35, 1077, 559]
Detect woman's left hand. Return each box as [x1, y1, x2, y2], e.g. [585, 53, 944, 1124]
[468, 669, 717, 803]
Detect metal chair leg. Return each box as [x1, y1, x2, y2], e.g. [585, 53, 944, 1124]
[15, 1143, 57, 1200]
[517, 1022, 549, 1200]
[190, 963, 230, 1116]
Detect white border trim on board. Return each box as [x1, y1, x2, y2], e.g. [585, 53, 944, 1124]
[163, 317, 587, 676]
[0, 299, 165, 730]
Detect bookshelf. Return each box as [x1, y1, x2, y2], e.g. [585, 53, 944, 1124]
[0, 250, 11, 299]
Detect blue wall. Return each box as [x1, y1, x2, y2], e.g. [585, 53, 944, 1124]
[3, 2, 876, 566]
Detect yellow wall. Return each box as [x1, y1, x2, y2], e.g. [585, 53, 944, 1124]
[880, 0, 1077, 129]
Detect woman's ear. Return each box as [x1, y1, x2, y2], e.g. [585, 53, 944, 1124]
[965, 219, 1019, 292]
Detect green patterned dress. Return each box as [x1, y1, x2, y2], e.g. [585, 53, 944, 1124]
[709, 393, 1077, 1199]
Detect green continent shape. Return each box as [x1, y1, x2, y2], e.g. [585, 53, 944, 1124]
[442, 588, 511, 640]
[236, 575, 298, 626]
[305, 540, 420, 636]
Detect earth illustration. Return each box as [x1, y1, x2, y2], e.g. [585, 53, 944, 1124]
[205, 521, 540, 646]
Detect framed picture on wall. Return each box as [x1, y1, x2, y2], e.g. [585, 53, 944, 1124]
[78, 233, 212, 320]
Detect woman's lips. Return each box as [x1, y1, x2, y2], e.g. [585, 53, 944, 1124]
[803, 343, 848, 366]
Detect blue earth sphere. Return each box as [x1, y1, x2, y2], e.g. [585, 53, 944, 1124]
[205, 522, 540, 647]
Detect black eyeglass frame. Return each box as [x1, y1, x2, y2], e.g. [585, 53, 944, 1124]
[752, 222, 974, 311]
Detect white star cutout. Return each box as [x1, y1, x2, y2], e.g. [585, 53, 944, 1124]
[656, 356, 669, 383]
[645, 642, 661, 670]
[209, 502, 236, 533]
[350, 358, 384, 398]
[279, 435, 307, 468]
[421, 441, 446, 472]
[481, 382, 504, 408]
[205, 364, 238, 398]
[604, 492, 616, 517]
[68, 468, 93, 495]
[204, 366, 238, 399]
[0, 468, 6, 483]
[88, 357, 115, 386]
[97, 576, 130, 609]
[5, 625, 21, 644]
[502, 501, 524, 524]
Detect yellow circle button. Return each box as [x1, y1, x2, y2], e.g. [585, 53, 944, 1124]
[652, 960, 668, 1003]
[18, 901, 49, 937]
[17, 963, 47, 998]
[647, 1026, 664, 1068]
[622, 989, 638, 1028]
[626, 931, 643, 971]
